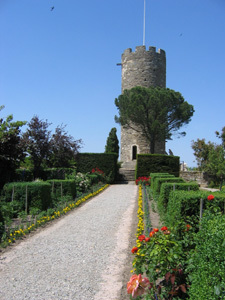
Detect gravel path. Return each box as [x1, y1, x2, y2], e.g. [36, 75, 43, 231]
[0, 184, 138, 300]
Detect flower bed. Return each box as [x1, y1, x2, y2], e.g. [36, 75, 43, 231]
[1, 184, 109, 248]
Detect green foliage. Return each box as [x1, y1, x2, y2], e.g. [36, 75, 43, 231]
[153, 177, 184, 196]
[150, 173, 174, 189]
[40, 168, 75, 180]
[47, 180, 76, 201]
[158, 182, 199, 218]
[1, 182, 52, 213]
[104, 127, 119, 159]
[13, 169, 33, 182]
[191, 138, 215, 170]
[166, 190, 225, 228]
[136, 154, 180, 179]
[76, 153, 117, 183]
[115, 86, 194, 153]
[0, 105, 26, 188]
[187, 212, 225, 300]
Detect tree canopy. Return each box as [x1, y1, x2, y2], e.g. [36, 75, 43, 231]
[115, 86, 194, 153]
[105, 127, 119, 159]
[192, 127, 225, 189]
[0, 105, 26, 187]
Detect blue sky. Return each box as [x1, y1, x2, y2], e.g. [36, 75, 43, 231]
[1, 0, 225, 167]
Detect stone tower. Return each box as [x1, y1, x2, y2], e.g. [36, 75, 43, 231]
[120, 45, 166, 163]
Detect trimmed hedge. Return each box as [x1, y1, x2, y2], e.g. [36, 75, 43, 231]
[188, 212, 225, 300]
[150, 173, 175, 189]
[166, 190, 225, 227]
[158, 182, 199, 217]
[136, 154, 180, 179]
[153, 177, 185, 196]
[76, 153, 117, 183]
[40, 168, 75, 180]
[1, 182, 52, 212]
[47, 180, 76, 199]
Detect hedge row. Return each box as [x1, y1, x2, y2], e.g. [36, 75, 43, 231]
[136, 154, 180, 179]
[153, 177, 185, 196]
[1, 180, 77, 214]
[76, 153, 117, 183]
[150, 173, 174, 189]
[158, 182, 199, 217]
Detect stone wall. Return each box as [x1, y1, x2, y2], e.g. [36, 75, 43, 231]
[120, 45, 166, 163]
[180, 171, 208, 187]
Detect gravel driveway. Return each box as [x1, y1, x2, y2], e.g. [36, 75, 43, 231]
[0, 184, 138, 300]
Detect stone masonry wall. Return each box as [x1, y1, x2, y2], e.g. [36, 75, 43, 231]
[120, 45, 166, 163]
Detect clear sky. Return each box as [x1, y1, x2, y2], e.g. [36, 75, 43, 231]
[1, 0, 225, 167]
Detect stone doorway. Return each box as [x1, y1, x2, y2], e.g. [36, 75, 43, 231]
[132, 145, 137, 160]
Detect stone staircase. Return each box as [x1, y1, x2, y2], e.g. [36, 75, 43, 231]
[117, 160, 136, 182]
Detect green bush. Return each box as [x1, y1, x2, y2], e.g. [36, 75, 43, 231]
[13, 169, 33, 182]
[40, 168, 75, 180]
[166, 190, 225, 227]
[136, 154, 180, 179]
[158, 182, 199, 217]
[153, 177, 185, 196]
[1, 182, 52, 213]
[150, 173, 175, 189]
[76, 153, 117, 183]
[187, 212, 225, 300]
[0, 206, 5, 240]
[47, 180, 76, 200]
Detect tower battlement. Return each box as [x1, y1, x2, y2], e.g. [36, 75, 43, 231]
[121, 45, 166, 91]
[122, 46, 165, 58]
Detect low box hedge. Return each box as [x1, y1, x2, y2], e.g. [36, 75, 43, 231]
[188, 212, 225, 300]
[1, 182, 52, 213]
[47, 180, 76, 200]
[158, 182, 199, 217]
[166, 190, 225, 227]
[150, 173, 175, 189]
[153, 177, 185, 196]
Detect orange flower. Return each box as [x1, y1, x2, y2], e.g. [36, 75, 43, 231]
[138, 234, 146, 242]
[131, 247, 138, 254]
[153, 228, 159, 232]
[127, 274, 150, 298]
[149, 231, 155, 237]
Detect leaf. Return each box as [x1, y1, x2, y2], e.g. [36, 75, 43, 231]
[179, 284, 187, 293]
[170, 273, 176, 285]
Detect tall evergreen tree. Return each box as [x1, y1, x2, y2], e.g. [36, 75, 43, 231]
[105, 127, 119, 159]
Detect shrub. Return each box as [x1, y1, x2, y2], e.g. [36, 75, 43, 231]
[187, 212, 225, 299]
[153, 177, 185, 196]
[135, 154, 180, 179]
[1, 182, 52, 213]
[150, 173, 175, 189]
[76, 153, 117, 183]
[75, 173, 91, 194]
[166, 190, 225, 227]
[40, 168, 75, 180]
[158, 182, 199, 218]
[47, 180, 76, 200]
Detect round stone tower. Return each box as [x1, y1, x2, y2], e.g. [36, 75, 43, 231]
[120, 45, 166, 163]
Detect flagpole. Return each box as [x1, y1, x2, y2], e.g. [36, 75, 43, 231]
[143, 0, 146, 45]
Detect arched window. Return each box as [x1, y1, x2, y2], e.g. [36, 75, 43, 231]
[132, 145, 137, 160]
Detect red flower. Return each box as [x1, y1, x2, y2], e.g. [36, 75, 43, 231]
[138, 235, 146, 242]
[131, 247, 138, 254]
[207, 194, 214, 201]
[149, 231, 155, 237]
[145, 237, 150, 242]
[161, 226, 168, 231]
[186, 224, 191, 231]
[153, 228, 159, 232]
